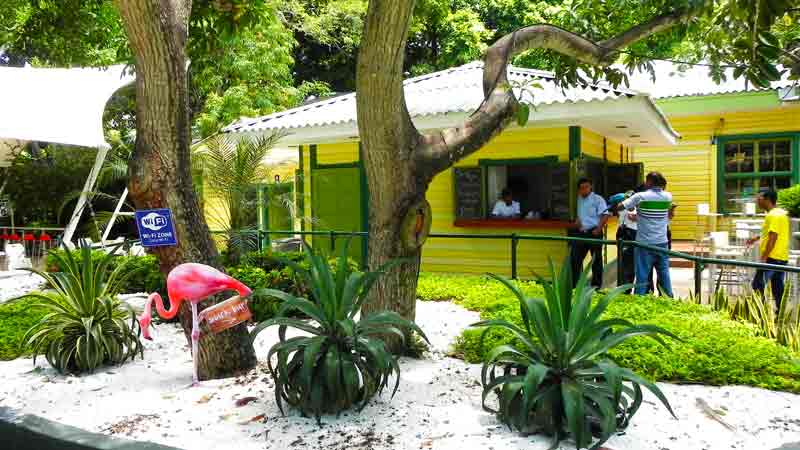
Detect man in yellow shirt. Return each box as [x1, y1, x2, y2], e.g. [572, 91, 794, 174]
[747, 190, 791, 307]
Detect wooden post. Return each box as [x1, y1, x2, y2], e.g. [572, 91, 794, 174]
[63, 146, 108, 248]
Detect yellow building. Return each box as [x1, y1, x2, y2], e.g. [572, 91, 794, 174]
[624, 62, 800, 241]
[221, 61, 800, 275]
[198, 144, 299, 248]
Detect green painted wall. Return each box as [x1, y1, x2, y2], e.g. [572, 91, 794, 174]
[655, 91, 781, 116]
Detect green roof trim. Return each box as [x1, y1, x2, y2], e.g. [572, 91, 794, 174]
[655, 90, 780, 116]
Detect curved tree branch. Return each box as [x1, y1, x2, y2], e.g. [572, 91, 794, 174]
[416, 8, 697, 181]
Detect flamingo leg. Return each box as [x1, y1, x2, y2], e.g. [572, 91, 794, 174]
[191, 302, 200, 386]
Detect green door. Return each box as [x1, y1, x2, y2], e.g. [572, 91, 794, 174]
[268, 182, 294, 232]
[311, 166, 365, 264]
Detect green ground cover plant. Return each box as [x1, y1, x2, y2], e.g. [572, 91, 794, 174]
[0, 296, 47, 361]
[701, 290, 800, 352]
[417, 273, 800, 393]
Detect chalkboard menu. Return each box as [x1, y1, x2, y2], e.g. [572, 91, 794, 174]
[453, 167, 483, 219]
[549, 163, 570, 220]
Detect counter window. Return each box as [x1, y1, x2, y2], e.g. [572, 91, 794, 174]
[453, 157, 642, 226]
[453, 158, 571, 223]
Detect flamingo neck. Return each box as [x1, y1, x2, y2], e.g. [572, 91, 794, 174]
[147, 292, 182, 320]
[229, 279, 253, 298]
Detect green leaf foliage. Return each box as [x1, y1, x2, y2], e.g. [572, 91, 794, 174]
[778, 184, 800, 218]
[417, 272, 800, 393]
[46, 249, 165, 296]
[0, 146, 102, 226]
[472, 259, 676, 449]
[17, 244, 144, 374]
[250, 242, 428, 423]
[227, 249, 360, 322]
[0, 296, 47, 361]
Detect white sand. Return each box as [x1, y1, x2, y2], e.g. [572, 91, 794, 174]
[0, 271, 45, 303]
[1, 300, 799, 450]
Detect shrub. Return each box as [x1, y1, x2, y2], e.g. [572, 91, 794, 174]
[778, 183, 800, 217]
[19, 245, 144, 373]
[228, 251, 360, 322]
[251, 244, 428, 423]
[46, 248, 165, 295]
[474, 263, 676, 449]
[227, 265, 281, 322]
[241, 250, 306, 272]
[0, 296, 47, 361]
[419, 273, 800, 393]
[46, 247, 107, 273]
[118, 254, 165, 294]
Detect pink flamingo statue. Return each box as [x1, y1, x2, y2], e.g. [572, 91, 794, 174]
[138, 263, 252, 385]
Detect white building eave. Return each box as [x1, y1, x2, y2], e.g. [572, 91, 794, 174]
[236, 94, 679, 148]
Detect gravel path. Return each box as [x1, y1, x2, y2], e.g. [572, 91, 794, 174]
[1, 299, 799, 450]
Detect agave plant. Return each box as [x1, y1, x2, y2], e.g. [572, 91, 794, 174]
[474, 260, 678, 449]
[19, 244, 143, 374]
[251, 242, 428, 423]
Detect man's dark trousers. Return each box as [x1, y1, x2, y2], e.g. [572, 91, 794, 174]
[616, 225, 637, 293]
[571, 229, 603, 288]
[752, 258, 787, 308]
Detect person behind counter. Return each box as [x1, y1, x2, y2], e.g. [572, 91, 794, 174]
[491, 188, 521, 219]
[571, 178, 609, 289]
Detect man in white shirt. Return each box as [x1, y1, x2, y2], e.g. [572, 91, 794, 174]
[571, 178, 609, 288]
[491, 188, 521, 219]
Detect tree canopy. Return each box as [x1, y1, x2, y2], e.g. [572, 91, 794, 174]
[3, 1, 797, 134]
[0, 0, 326, 138]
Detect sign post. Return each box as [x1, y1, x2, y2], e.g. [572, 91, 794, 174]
[0, 198, 9, 218]
[134, 208, 178, 247]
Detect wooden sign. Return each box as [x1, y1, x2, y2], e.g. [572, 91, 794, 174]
[201, 295, 252, 334]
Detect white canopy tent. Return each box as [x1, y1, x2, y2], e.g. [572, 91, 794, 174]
[0, 64, 134, 246]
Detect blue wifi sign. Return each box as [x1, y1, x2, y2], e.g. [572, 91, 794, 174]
[134, 208, 178, 247]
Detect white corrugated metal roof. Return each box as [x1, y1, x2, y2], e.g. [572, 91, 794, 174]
[223, 62, 639, 134]
[624, 60, 796, 99]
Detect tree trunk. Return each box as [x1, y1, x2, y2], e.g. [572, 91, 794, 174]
[114, 0, 256, 380]
[357, 0, 425, 326]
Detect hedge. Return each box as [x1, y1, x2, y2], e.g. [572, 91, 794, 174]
[417, 273, 800, 393]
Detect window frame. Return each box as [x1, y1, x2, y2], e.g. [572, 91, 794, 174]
[716, 132, 800, 213]
[478, 156, 558, 218]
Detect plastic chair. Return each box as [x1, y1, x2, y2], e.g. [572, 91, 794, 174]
[734, 227, 751, 247]
[694, 203, 720, 256]
[708, 231, 748, 297]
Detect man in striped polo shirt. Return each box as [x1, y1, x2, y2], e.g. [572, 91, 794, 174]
[619, 172, 674, 297]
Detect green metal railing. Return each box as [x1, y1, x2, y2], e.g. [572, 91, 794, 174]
[210, 229, 800, 297]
